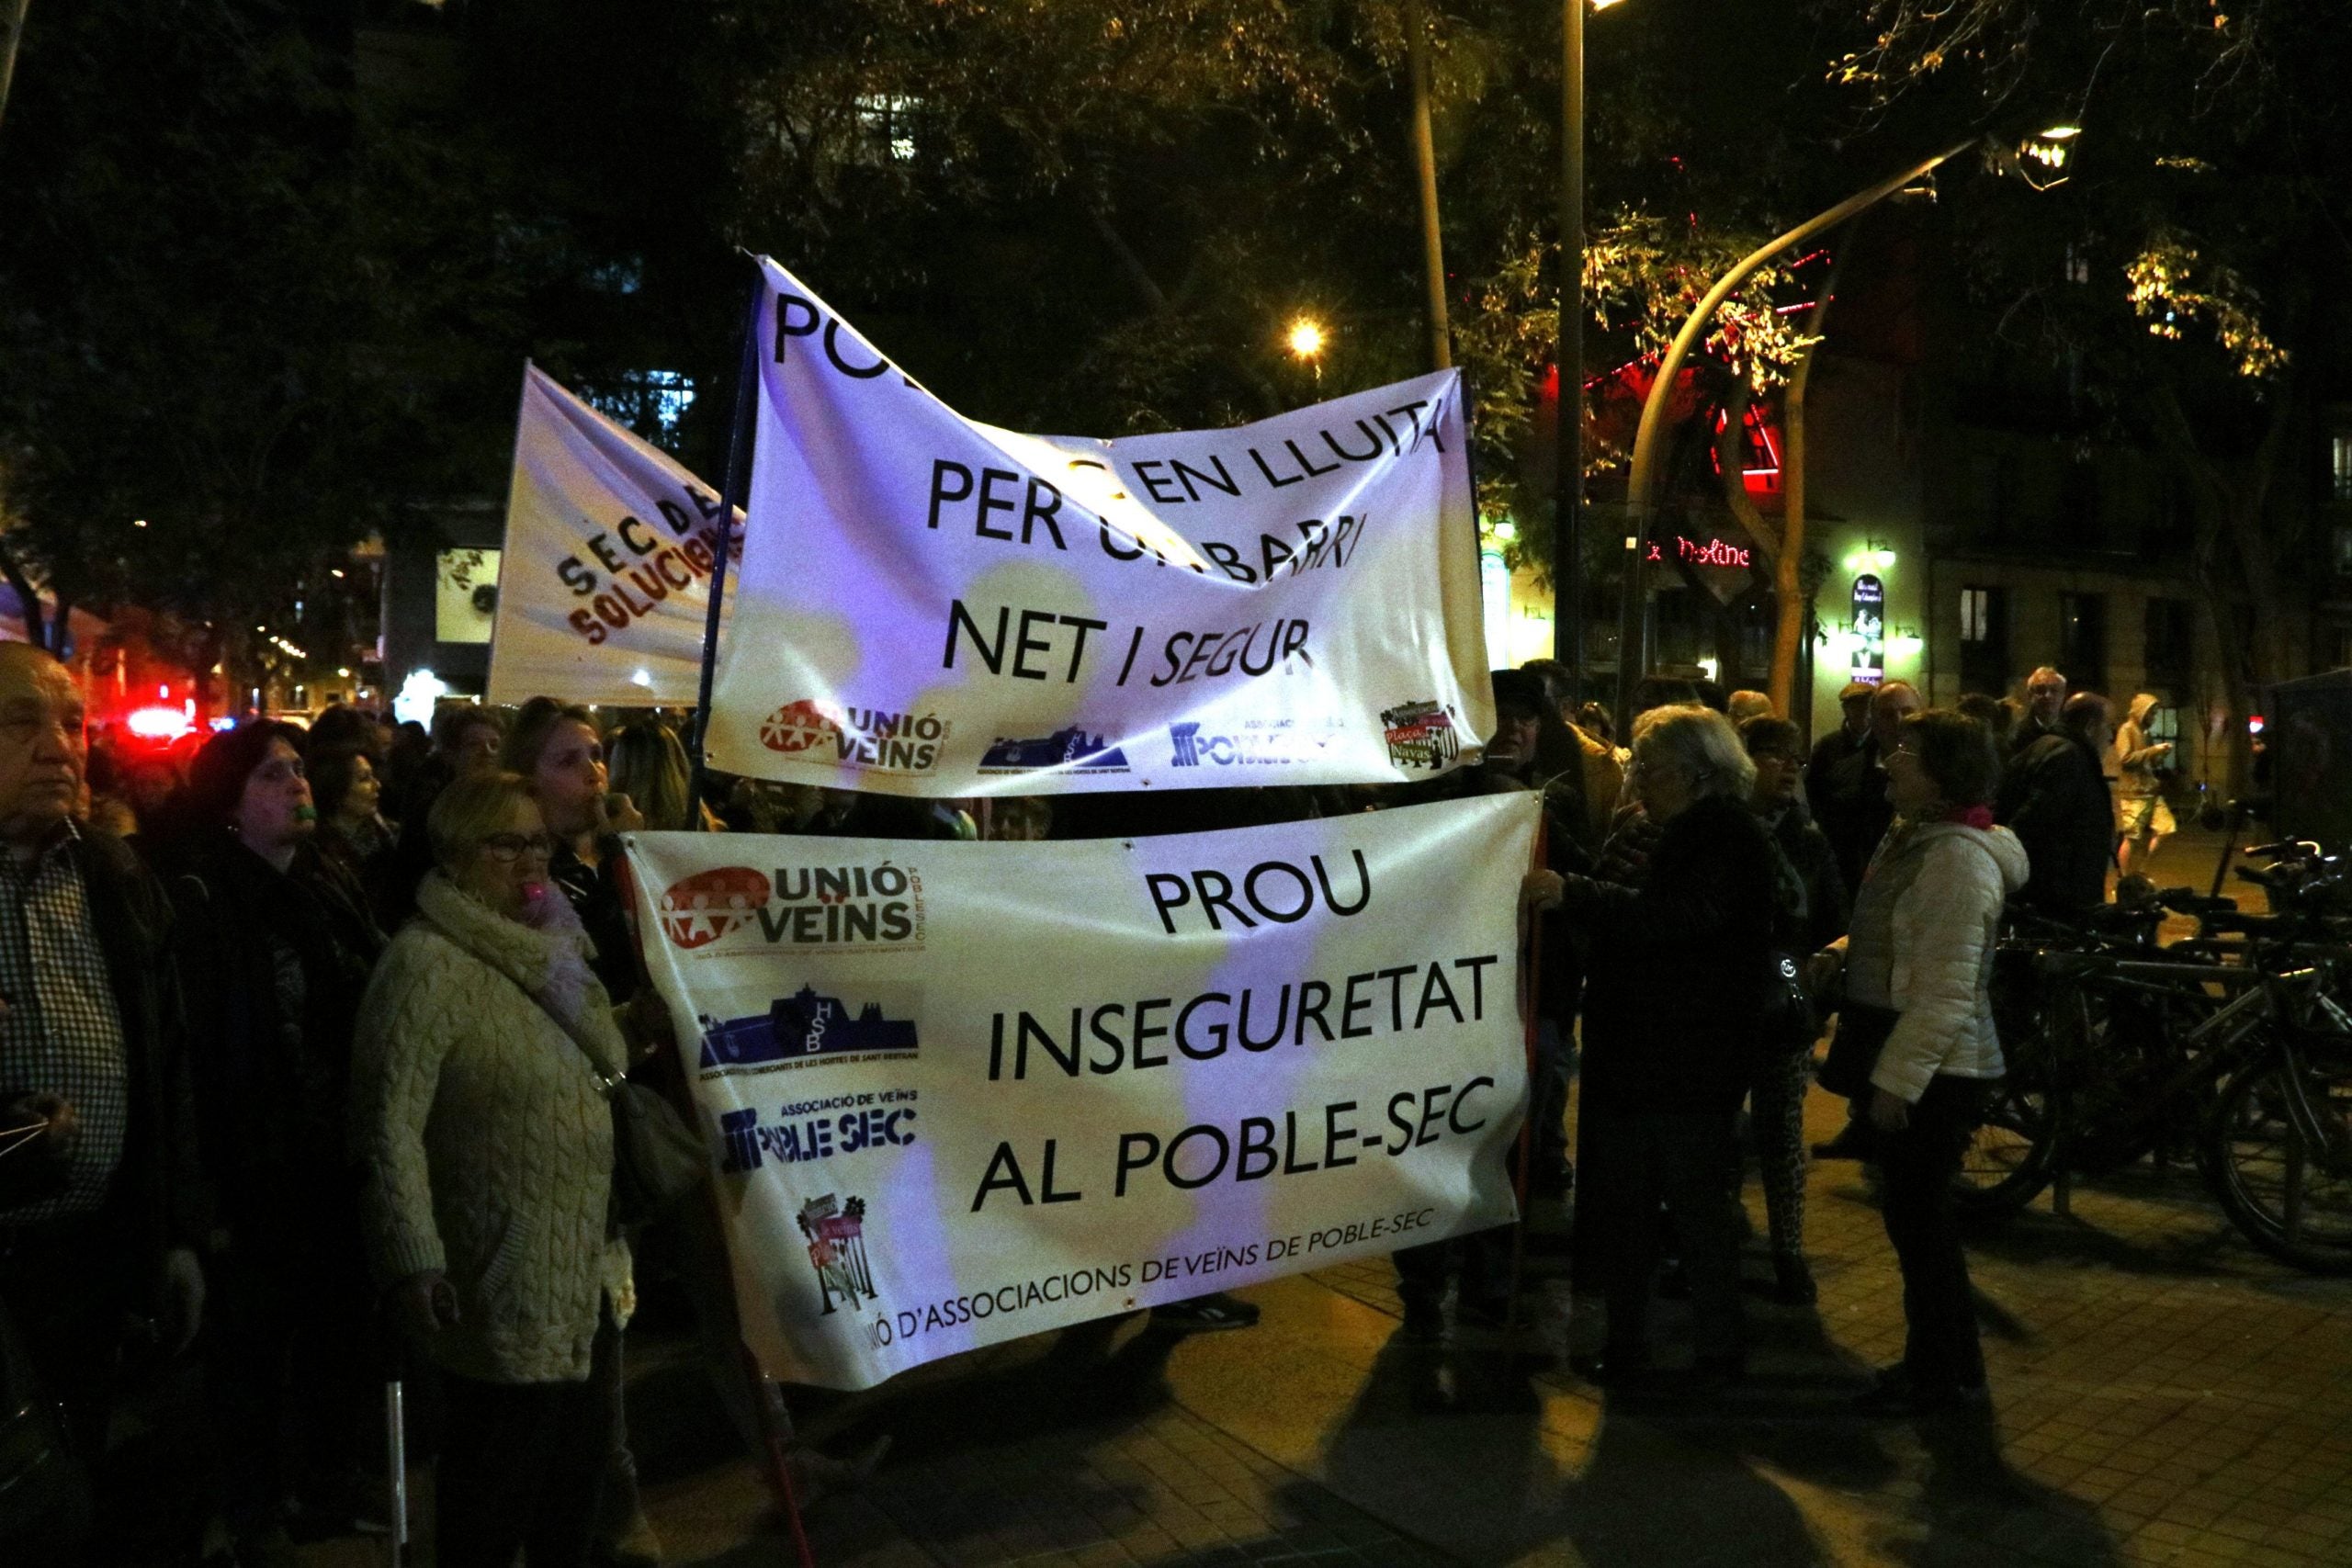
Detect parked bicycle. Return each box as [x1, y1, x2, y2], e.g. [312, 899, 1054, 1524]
[1954, 841, 2352, 1274]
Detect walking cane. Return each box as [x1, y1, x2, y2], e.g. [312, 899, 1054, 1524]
[384, 1362, 408, 1566]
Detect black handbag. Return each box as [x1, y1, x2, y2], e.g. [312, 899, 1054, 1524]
[1757, 952, 1819, 1057]
[1816, 1000, 1901, 1100]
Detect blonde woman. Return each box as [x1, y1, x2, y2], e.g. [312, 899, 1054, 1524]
[607, 716, 712, 834]
[353, 773, 632, 1566]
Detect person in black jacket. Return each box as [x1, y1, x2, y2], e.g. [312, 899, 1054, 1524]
[1809, 681, 1920, 897]
[1996, 692, 2114, 918]
[0, 645, 208, 1560]
[1530, 705, 1778, 1386]
[160, 722, 388, 1557]
[2010, 667, 2069, 758]
[1804, 682, 1875, 809]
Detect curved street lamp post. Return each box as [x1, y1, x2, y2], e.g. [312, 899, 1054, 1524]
[1609, 137, 1983, 737]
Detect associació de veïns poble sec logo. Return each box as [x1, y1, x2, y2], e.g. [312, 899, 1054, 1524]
[658, 862, 925, 952]
[759, 698, 949, 773]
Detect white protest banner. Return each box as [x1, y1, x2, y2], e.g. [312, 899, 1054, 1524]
[485, 364, 740, 705]
[702, 256, 1493, 797]
[627, 792, 1537, 1391]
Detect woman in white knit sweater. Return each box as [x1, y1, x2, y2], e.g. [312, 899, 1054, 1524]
[1812, 709, 2029, 1416]
[353, 771, 633, 1567]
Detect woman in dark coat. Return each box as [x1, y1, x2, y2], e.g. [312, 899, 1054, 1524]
[160, 721, 387, 1556]
[1531, 705, 1779, 1385]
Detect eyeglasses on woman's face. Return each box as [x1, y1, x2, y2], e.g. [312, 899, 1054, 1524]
[478, 831, 557, 863]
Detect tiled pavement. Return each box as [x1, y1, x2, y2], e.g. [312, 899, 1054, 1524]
[303, 830, 2352, 1566]
[582, 1074, 2352, 1568]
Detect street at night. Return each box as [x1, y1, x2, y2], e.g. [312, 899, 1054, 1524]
[5, 3, 2352, 1568]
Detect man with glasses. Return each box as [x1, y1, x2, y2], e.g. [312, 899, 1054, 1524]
[0, 644, 206, 1557]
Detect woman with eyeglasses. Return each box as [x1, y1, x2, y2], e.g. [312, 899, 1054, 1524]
[1810, 709, 2029, 1416]
[353, 772, 633, 1566]
[159, 722, 386, 1558]
[1526, 705, 1781, 1388]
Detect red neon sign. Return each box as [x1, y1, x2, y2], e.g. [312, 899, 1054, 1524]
[1647, 536, 1753, 569]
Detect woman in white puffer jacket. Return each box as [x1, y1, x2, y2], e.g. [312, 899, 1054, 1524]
[1814, 708, 2029, 1416]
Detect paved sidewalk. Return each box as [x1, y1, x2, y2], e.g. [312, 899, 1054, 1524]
[302, 827, 2352, 1567]
[561, 1065, 2350, 1568]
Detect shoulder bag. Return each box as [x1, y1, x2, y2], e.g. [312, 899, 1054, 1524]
[421, 916, 708, 1229]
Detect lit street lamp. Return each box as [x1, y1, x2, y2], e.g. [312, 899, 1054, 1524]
[1286, 315, 1328, 389]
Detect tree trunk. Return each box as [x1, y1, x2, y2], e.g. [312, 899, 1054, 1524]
[2145, 378, 2298, 796]
[0, 0, 30, 142]
[1713, 367, 1775, 566]
[1404, 0, 1451, 372]
[1770, 235, 1849, 718]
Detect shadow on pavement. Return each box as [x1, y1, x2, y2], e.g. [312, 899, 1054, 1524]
[1302, 1278, 2126, 1568]
[1893, 1410, 2121, 1568]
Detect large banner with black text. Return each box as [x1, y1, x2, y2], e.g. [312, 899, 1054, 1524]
[626, 793, 1537, 1390]
[486, 364, 740, 705]
[702, 256, 1492, 796]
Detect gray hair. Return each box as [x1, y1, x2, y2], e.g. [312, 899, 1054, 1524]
[1633, 705, 1756, 802]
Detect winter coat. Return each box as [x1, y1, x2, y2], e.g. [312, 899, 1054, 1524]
[169, 835, 384, 1237]
[1844, 818, 2031, 1103]
[353, 872, 633, 1384]
[1563, 794, 1780, 1115]
[1996, 733, 2113, 915]
[1758, 800, 1849, 951]
[1807, 734, 1896, 900]
[0, 829, 209, 1300]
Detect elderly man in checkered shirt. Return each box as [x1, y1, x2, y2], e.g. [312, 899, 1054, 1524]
[0, 643, 207, 1530]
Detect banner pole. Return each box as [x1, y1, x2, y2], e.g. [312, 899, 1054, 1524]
[1502, 815, 1548, 1336]
[685, 266, 765, 823]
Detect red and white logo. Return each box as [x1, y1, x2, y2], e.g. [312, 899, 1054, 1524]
[660, 866, 772, 949]
[761, 700, 842, 755]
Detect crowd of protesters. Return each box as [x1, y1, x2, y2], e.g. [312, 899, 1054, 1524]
[0, 636, 2196, 1563]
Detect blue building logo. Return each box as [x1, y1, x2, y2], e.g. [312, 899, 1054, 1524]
[978, 727, 1129, 773]
[700, 984, 920, 1069]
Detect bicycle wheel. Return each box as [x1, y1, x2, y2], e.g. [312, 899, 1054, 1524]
[1955, 967, 2066, 1214]
[2203, 1049, 2352, 1274]
[1954, 1075, 2056, 1213]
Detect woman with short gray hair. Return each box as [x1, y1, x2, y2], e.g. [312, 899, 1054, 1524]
[1528, 705, 1780, 1387]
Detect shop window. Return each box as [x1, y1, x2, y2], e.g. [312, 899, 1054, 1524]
[1959, 585, 2009, 696]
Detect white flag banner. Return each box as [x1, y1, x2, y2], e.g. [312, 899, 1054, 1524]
[626, 793, 1536, 1391]
[485, 365, 740, 705]
[703, 257, 1494, 797]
